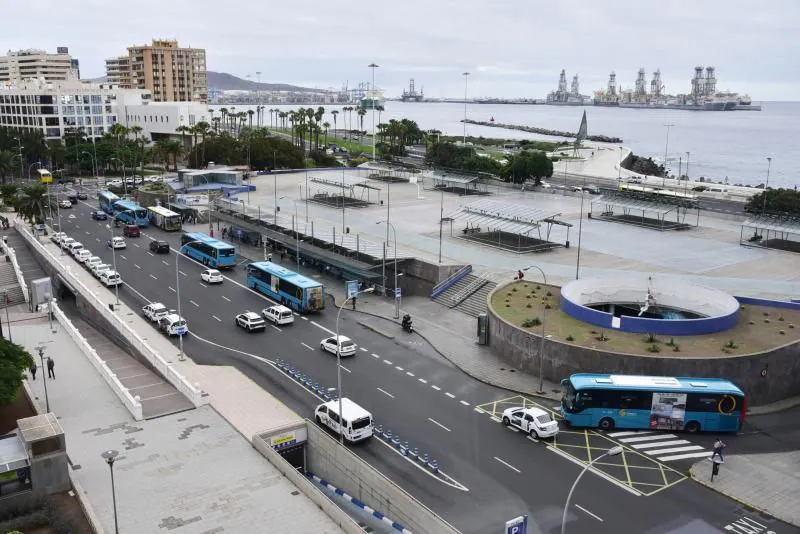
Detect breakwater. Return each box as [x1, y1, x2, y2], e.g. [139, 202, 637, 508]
[462, 119, 623, 143]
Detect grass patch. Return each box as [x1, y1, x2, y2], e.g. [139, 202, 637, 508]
[272, 128, 372, 154]
[491, 281, 800, 356]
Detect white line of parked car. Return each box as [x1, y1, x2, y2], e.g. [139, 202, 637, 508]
[50, 232, 123, 287]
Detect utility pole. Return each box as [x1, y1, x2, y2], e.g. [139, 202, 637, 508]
[762, 157, 772, 214]
[462, 72, 471, 144]
[368, 63, 379, 161]
[662, 124, 674, 188]
[36, 346, 50, 412]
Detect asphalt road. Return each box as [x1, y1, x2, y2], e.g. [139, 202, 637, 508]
[51, 199, 797, 534]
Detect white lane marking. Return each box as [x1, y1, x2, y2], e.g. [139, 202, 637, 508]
[85, 231, 90, 235]
[301, 342, 314, 351]
[460, 400, 470, 406]
[212, 315, 221, 322]
[150, 274, 158, 280]
[189, 300, 199, 307]
[146, 252, 154, 256]
[377, 387, 395, 399]
[119, 254, 127, 260]
[547, 446, 641, 496]
[168, 286, 176, 293]
[339, 365, 351, 374]
[644, 445, 704, 456]
[95, 238, 100, 242]
[311, 320, 335, 336]
[618, 434, 677, 443]
[359, 347, 368, 352]
[383, 359, 392, 365]
[575, 504, 603, 522]
[395, 366, 404, 372]
[490, 416, 502, 423]
[444, 392, 456, 399]
[179, 270, 187, 276]
[200, 282, 208, 288]
[494, 456, 521, 473]
[270, 324, 282, 332]
[418, 378, 428, 384]
[431, 385, 441, 391]
[428, 418, 452, 432]
[527, 435, 539, 443]
[222, 296, 231, 302]
[607, 431, 651, 438]
[371, 353, 380, 359]
[631, 439, 691, 450]
[656, 451, 715, 462]
[474, 407, 486, 414]
[507, 426, 520, 433]
[134, 264, 141, 269]
[406, 371, 415, 377]
[300, 316, 308, 321]
[134, 243, 140, 248]
[162, 260, 169, 265]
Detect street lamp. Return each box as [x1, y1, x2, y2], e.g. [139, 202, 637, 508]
[662, 124, 674, 188]
[368, 63, 379, 161]
[35, 345, 50, 412]
[762, 157, 772, 214]
[104, 224, 120, 307]
[109, 157, 127, 195]
[101, 450, 120, 534]
[81, 150, 97, 179]
[376, 220, 399, 318]
[335, 287, 374, 444]
[279, 197, 301, 271]
[28, 162, 41, 181]
[175, 244, 192, 361]
[561, 446, 623, 534]
[438, 187, 444, 263]
[521, 265, 548, 394]
[12, 137, 24, 180]
[462, 72, 470, 144]
[576, 186, 586, 280]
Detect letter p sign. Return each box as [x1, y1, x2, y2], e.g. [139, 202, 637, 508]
[505, 515, 528, 534]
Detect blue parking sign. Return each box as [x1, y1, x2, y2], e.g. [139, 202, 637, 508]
[505, 515, 528, 534]
[346, 280, 359, 300]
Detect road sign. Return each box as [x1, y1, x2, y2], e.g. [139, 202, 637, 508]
[346, 280, 359, 300]
[395, 287, 401, 298]
[176, 326, 187, 336]
[505, 515, 528, 534]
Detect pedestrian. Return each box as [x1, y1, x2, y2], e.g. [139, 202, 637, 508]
[267, 253, 273, 262]
[29, 363, 37, 381]
[47, 357, 55, 379]
[515, 269, 524, 280]
[710, 456, 722, 482]
[352, 296, 357, 311]
[711, 438, 726, 462]
[281, 251, 285, 262]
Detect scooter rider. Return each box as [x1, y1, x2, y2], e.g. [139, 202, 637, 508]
[402, 313, 412, 331]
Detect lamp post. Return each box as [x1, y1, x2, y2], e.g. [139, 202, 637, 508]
[273, 152, 278, 226]
[175, 243, 193, 361]
[280, 197, 300, 271]
[376, 220, 399, 318]
[13, 137, 24, 181]
[762, 157, 772, 214]
[35, 345, 50, 412]
[110, 157, 127, 195]
[81, 150, 97, 180]
[662, 124, 674, 188]
[335, 287, 374, 444]
[576, 187, 585, 280]
[101, 450, 120, 534]
[105, 225, 120, 307]
[521, 265, 548, 394]
[27, 162, 40, 180]
[462, 72, 470, 144]
[561, 446, 623, 534]
[438, 188, 444, 263]
[368, 63, 379, 161]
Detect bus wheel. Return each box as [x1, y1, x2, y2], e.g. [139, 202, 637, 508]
[685, 421, 701, 434]
[599, 417, 615, 430]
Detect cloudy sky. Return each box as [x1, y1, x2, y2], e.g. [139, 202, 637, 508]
[3, 0, 799, 100]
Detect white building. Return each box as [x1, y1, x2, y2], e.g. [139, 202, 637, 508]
[120, 100, 212, 142]
[0, 48, 79, 83]
[0, 74, 149, 140]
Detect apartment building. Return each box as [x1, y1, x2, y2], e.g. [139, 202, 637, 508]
[105, 39, 208, 103]
[0, 47, 79, 83]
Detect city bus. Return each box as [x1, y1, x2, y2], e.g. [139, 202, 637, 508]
[147, 206, 182, 232]
[112, 199, 149, 227]
[560, 373, 745, 434]
[246, 261, 325, 313]
[37, 169, 53, 184]
[98, 191, 120, 214]
[180, 232, 236, 269]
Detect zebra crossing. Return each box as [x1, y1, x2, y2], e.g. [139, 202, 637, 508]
[607, 430, 712, 462]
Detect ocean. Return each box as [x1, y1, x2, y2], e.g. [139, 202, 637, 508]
[211, 101, 800, 189]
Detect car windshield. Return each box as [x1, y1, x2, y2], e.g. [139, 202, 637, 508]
[341, 341, 355, 348]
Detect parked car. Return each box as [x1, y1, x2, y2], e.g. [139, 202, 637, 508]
[91, 263, 112, 277]
[58, 200, 72, 209]
[77, 191, 88, 200]
[262, 305, 294, 325]
[320, 335, 357, 357]
[201, 269, 223, 284]
[501, 406, 559, 439]
[158, 314, 188, 337]
[50, 232, 67, 244]
[123, 225, 140, 237]
[75, 249, 92, 263]
[149, 240, 170, 254]
[314, 398, 373, 443]
[91, 210, 108, 221]
[142, 302, 171, 322]
[67, 241, 84, 256]
[67, 193, 78, 204]
[85, 256, 103, 270]
[99, 270, 122, 287]
[235, 312, 266, 332]
[108, 236, 126, 249]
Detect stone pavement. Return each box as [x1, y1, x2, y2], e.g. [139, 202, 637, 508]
[690, 452, 800, 527]
[15, 317, 346, 534]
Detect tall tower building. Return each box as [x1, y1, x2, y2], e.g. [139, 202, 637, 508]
[0, 47, 78, 83]
[105, 39, 207, 103]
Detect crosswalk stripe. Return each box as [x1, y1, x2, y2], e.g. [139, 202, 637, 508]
[618, 434, 678, 443]
[645, 445, 704, 456]
[607, 431, 652, 437]
[656, 451, 714, 462]
[631, 439, 691, 450]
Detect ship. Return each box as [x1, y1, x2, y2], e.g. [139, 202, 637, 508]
[400, 78, 424, 102]
[593, 72, 619, 106]
[546, 70, 590, 106]
[359, 88, 385, 110]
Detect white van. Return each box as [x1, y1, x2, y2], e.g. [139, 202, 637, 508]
[314, 398, 373, 443]
[100, 270, 122, 287]
[75, 249, 92, 263]
[67, 241, 84, 256]
[262, 305, 294, 325]
[158, 314, 188, 337]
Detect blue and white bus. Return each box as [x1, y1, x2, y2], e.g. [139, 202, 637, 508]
[560, 374, 745, 434]
[246, 261, 325, 313]
[112, 199, 149, 227]
[98, 191, 120, 214]
[180, 232, 236, 269]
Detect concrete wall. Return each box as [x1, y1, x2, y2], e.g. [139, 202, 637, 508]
[395, 259, 463, 298]
[304, 422, 461, 534]
[488, 288, 800, 405]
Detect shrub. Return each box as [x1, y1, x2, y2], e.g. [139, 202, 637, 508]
[546, 291, 553, 297]
[596, 332, 608, 342]
[545, 304, 552, 310]
[536, 285, 541, 290]
[748, 321, 755, 325]
[646, 333, 658, 343]
[526, 303, 532, 308]
[672, 344, 680, 352]
[522, 317, 542, 328]
[523, 284, 528, 288]
[512, 288, 518, 292]
[647, 344, 661, 353]
[725, 340, 738, 349]
[666, 337, 675, 346]
[764, 319, 770, 324]
[566, 335, 575, 342]
[525, 295, 531, 299]
[778, 315, 785, 322]
[763, 312, 770, 316]
[789, 324, 795, 329]
[779, 330, 786, 335]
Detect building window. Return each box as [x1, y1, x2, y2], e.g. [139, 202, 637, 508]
[62, 106, 75, 115]
[46, 127, 61, 138]
[92, 105, 102, 114]
[91, 95, 101, 104]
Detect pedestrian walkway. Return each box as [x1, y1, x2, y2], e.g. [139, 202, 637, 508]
[690, 452, 800, 527]
[15, 317, 346, 534]
[607, 430, 711, 463]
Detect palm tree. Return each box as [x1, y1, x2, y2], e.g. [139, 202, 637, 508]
[347, 107, 355, 137]
[0, 150, 16, 184]
[288, 113, 296, 145]
[129, 125, 143, 171]
[176, 124, 191, 164]
[195, 121, 211, 167]
[305, 108, 315, 150]
[331, 110, 339, 139]
[358, 108, 367, 134]
[279, 111, 287, 130]
[17, 183, 49, 223]
[212, 117, 221, 133]
[322, 122, 331, 146]
[0, 183, 19, 209]
[248, 109, 255, 129]
[220, 108, 228, 130]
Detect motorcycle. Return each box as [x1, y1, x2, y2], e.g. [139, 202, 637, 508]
[401, 315, 414, 334]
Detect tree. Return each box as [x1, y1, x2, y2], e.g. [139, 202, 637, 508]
[0, 339, 34, 405]
[508, 151, 554, 184]
[248, 109, 255, 129]
[331, 110, 339, 138]
[322, 122, 331, 146]
[0, 150, 15, 184]
[16, 183, 50, 223]
[745, 188, 800, 216]
[1, 183, 18, 209]
[358, 108, 366, 132]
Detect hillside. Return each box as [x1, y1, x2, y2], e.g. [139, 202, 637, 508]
[208, 71, 316, 92]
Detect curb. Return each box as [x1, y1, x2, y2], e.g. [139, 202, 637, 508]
[357, 320, 395, 340]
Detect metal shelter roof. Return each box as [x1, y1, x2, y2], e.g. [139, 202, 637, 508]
[309, 176, 382, 191]
[591, 195, 677, 216]
[448, 199, 567, 235]
[0, 435, 28, 474]
[432, 174, 479, 185]
[742, 215, 800, 234]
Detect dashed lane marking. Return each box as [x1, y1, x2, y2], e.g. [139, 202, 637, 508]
[311, 320, 335, 336]
[222, 296, 231, 302]
[460, 400, 470, 406]
[359, 347, 368, 352]
[179, 270, 187, 276]
[270, 325, 282, 333]
[418, 378, 428, 384]
[200, 282, 208, 288]
[395, 366, 404, 372]
[134, 243, 140, 248]
[371, 353, 380, 359]
[189, 300, 199, 307]
[406, 371, 415, 377]
[494, 456, 521, 473]
[575, 504, 603, 522]
[119, 254, 127, 260]
[212, 315, 222, 322]
[150, 274, 158, 280]
[146, 252, 154, 256]
[428, 418, 451, 432]
[339, 365, 351, 374]
[445, 392, 456, 399]
[162, 260, 169, 265]
[300, 316, 308, 321]
[377, 387, 395, 399]
[168, 287, 176, 293]
[383, 360, 392, 365]
[431, 385, 441, 391]
[301, 342, 314, 351]
[134, 264, 141, 269]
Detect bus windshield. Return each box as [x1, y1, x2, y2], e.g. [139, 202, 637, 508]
[219, 247, 235, 257]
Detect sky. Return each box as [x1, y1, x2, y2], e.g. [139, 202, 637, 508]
[3, 0, 799, 100]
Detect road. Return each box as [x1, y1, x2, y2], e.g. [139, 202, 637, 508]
[51, 199, 797, 534]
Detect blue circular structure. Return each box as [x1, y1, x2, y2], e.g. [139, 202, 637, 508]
[560, 276, 740, 335]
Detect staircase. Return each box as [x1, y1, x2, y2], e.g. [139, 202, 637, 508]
[457, 281, 497, 317]
[432, 273, 482, 306]
[432, 273, 497, 317]
[3, 230, 47, 288]
[0, 262, 25, 305]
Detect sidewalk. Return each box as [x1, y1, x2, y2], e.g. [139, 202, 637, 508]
[690, 452, 800, 527]
[14, 313, 346, 534]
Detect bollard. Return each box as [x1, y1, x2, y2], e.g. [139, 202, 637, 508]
[392, 435, 401, 447]
[429, 460, 439, 474]
[409, 447, 419, 460]
[376, 425, 384, 435]
[402, 441, 410, 456]
[385, 429, 393, 440]
[420, 453, 429, 465]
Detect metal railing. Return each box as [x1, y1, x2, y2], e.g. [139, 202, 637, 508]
[1, 238, 29, 303]
[430, 264, 472, 299]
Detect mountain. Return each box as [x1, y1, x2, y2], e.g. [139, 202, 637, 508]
[207, 71, 317, 92]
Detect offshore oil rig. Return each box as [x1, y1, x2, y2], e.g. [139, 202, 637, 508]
[401, 78, 424, 102]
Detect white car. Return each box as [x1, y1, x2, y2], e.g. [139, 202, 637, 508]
[314, 398, 373, 443]
[91, 263, 112, 277]
[85, 256, 103, 270]
[201, 269, 223, 284]
[74, 249, 92, 263]
[60, 237, 75, 250]
[158, 314, 188, 337]
[67, 242, 84, 256]
[142, 302, 170, 322]
[262, 305, 294, 325]
[50, 232, 67, 244]
[501, 406, 560, 439]
[235, 312, 266, 332]
[320, 335, 357, 357]
[58, 199, 72, 209]
[107, 179, 123, 187]
[100, 270, 122, 287]
[108, 236, 126, 249]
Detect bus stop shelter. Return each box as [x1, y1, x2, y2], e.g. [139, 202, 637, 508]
[740, 215, 800, 253]
[307, 175, 381, 207]
[590, 192, 700, 231]
[425, 171, 490, 196]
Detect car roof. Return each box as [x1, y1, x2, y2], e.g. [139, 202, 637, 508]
[241, 311, 261, 319]
[320, 398, 371, 419]
[148, 302, 166, 309]
[516, 407, 548, 417]
[268, 305, 292, 313]
[330, 335, 352, 342]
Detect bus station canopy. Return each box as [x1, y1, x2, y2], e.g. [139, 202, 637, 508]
[449, 198, 567, 234]
[591, 195, 677, 217]
[309, 175, 381, 192]
[742, 215, 800, 234]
